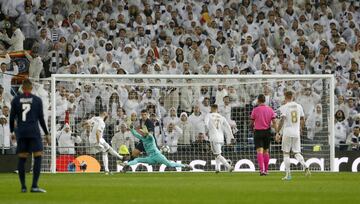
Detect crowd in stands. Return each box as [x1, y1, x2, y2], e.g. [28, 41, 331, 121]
[0, 0, 359, 155]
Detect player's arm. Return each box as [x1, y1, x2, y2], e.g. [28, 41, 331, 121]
[250, 110, 255, 131]
[38, 99, 49, 135]
[271, 108, 277, 129]
[96, 130, 101, 143]
[299, 106, 305, 135]
[275, 116, 285, 142]
[130, 128, 144, 141]
[276, 116, 285, 133]
[38, 99, 50, 144]
[300, 116, 305, 135]
[9, 99, 16, 138]
[223, 118, 235, 144]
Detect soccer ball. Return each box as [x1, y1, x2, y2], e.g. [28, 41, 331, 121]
[161, 145, 170, 153]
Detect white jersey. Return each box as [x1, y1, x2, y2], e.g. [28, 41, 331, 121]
[89, 116, 106, 144]
[279, 101, 304, 138]
[205, 112, 234, 144]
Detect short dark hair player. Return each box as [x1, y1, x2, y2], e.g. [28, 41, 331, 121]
[10, 79, 50, 193]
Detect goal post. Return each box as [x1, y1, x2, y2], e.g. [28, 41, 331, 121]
[48, 74, 335, 173]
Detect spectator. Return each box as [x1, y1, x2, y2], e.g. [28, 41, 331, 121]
[335, 110, 349, 150]
[111, 123, 134, 153]
[306, 104, 323, 141]
[0, 54, 18, 94]
[0, 24, 25, 51]
[350, 126, 360, 151]
[163, 122, 182, 153]
[177, 112, 194, 151]
[56, 123, 81, 154]
[0, 85, 12, 110]
[163, 107, 180, 127]
[0, 114, 11, 154]
[24, 50, 43, 80]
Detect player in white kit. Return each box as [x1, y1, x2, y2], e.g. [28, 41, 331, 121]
[276, 91, 311, 180]
[88, 111, 123, 174]
[205, 104, 235, 173]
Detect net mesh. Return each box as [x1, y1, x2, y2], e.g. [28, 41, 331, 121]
[42, 75, 333, 172]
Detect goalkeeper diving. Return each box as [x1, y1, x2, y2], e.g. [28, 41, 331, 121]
[121, 125, 193, 172]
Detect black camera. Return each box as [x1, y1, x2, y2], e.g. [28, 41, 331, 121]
[146, 30, 151, 35]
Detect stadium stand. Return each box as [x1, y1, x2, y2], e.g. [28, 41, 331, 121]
[0, 0, 359, 158]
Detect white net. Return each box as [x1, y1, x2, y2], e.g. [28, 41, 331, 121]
[44, 74, 335, 173]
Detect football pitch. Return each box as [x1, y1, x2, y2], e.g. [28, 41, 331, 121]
[0, 172, 358, 204]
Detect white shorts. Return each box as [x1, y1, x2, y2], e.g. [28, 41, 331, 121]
[281, 136, 301, 153]
[210, 142, 223, 155]
[92, 138, 111, 153]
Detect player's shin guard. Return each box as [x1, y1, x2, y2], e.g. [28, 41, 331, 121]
[263, 153, 270, 173]
[108, 147, 123, 160]
[217, 155, 231, 169]
[32, 156, 41, 188]
[102, 153, 109, 172]
[294, 153, 307, 168]
[284, 153, 290, 176]
[18, 157, 27, 189]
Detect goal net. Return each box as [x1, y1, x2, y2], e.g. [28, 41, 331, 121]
[44, 74, 335, 173]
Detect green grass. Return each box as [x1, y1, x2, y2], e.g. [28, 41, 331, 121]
[0, 172, 359, 204]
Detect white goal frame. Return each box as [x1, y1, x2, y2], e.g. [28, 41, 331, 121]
[50, 74, 336, 173]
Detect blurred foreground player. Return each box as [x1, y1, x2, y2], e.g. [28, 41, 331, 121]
[121, 126, 192, 172]
[10, 79, 50, 193]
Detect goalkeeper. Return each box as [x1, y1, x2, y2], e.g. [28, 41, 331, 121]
[121, 126, 192, 172]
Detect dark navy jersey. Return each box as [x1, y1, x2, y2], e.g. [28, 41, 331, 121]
[10, 93, 49, 138]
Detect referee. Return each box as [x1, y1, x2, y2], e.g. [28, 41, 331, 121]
[251, 94, 277, 176]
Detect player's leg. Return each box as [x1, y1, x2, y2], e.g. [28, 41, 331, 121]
[263, 134, 271, 175]
[30, 137, 46, 192]
[281, 136, 291, 180]
[121, 157, 155, 173]
[211, 142, 232, 172]
[16, 138, 29, 192]
[100, 139, 123, 160]
[292, 137, 310, 176]
[102, 152, 109, 173]
[211, 142, 221, 172]
[156, 154, 186, 168]
[127, 157, 155, 166]
[254, 131, 265, 174]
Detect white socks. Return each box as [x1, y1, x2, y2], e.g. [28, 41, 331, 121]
[102, 152, 109, 172]
[295, 153, 307, 169]
[108, 147, 123, 160]
[216, 155, 231, 169]
[284, 154, 290, 176]
[215, 157, 221, 171]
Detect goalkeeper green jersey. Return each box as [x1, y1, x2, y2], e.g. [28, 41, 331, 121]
[130, 128, 161, 156]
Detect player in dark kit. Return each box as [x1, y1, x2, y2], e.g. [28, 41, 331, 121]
[9, 79, 50, 193]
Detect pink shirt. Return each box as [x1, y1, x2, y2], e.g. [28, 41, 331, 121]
[251, 104, 276, 130]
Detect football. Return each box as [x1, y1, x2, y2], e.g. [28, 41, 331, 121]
[161, 145, 170, 153]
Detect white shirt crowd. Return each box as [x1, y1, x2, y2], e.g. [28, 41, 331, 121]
[0, 0, 360, 153]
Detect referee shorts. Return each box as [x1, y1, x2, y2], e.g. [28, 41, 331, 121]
[16, 137, 43, 154]
[254, 129, 271, 150]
